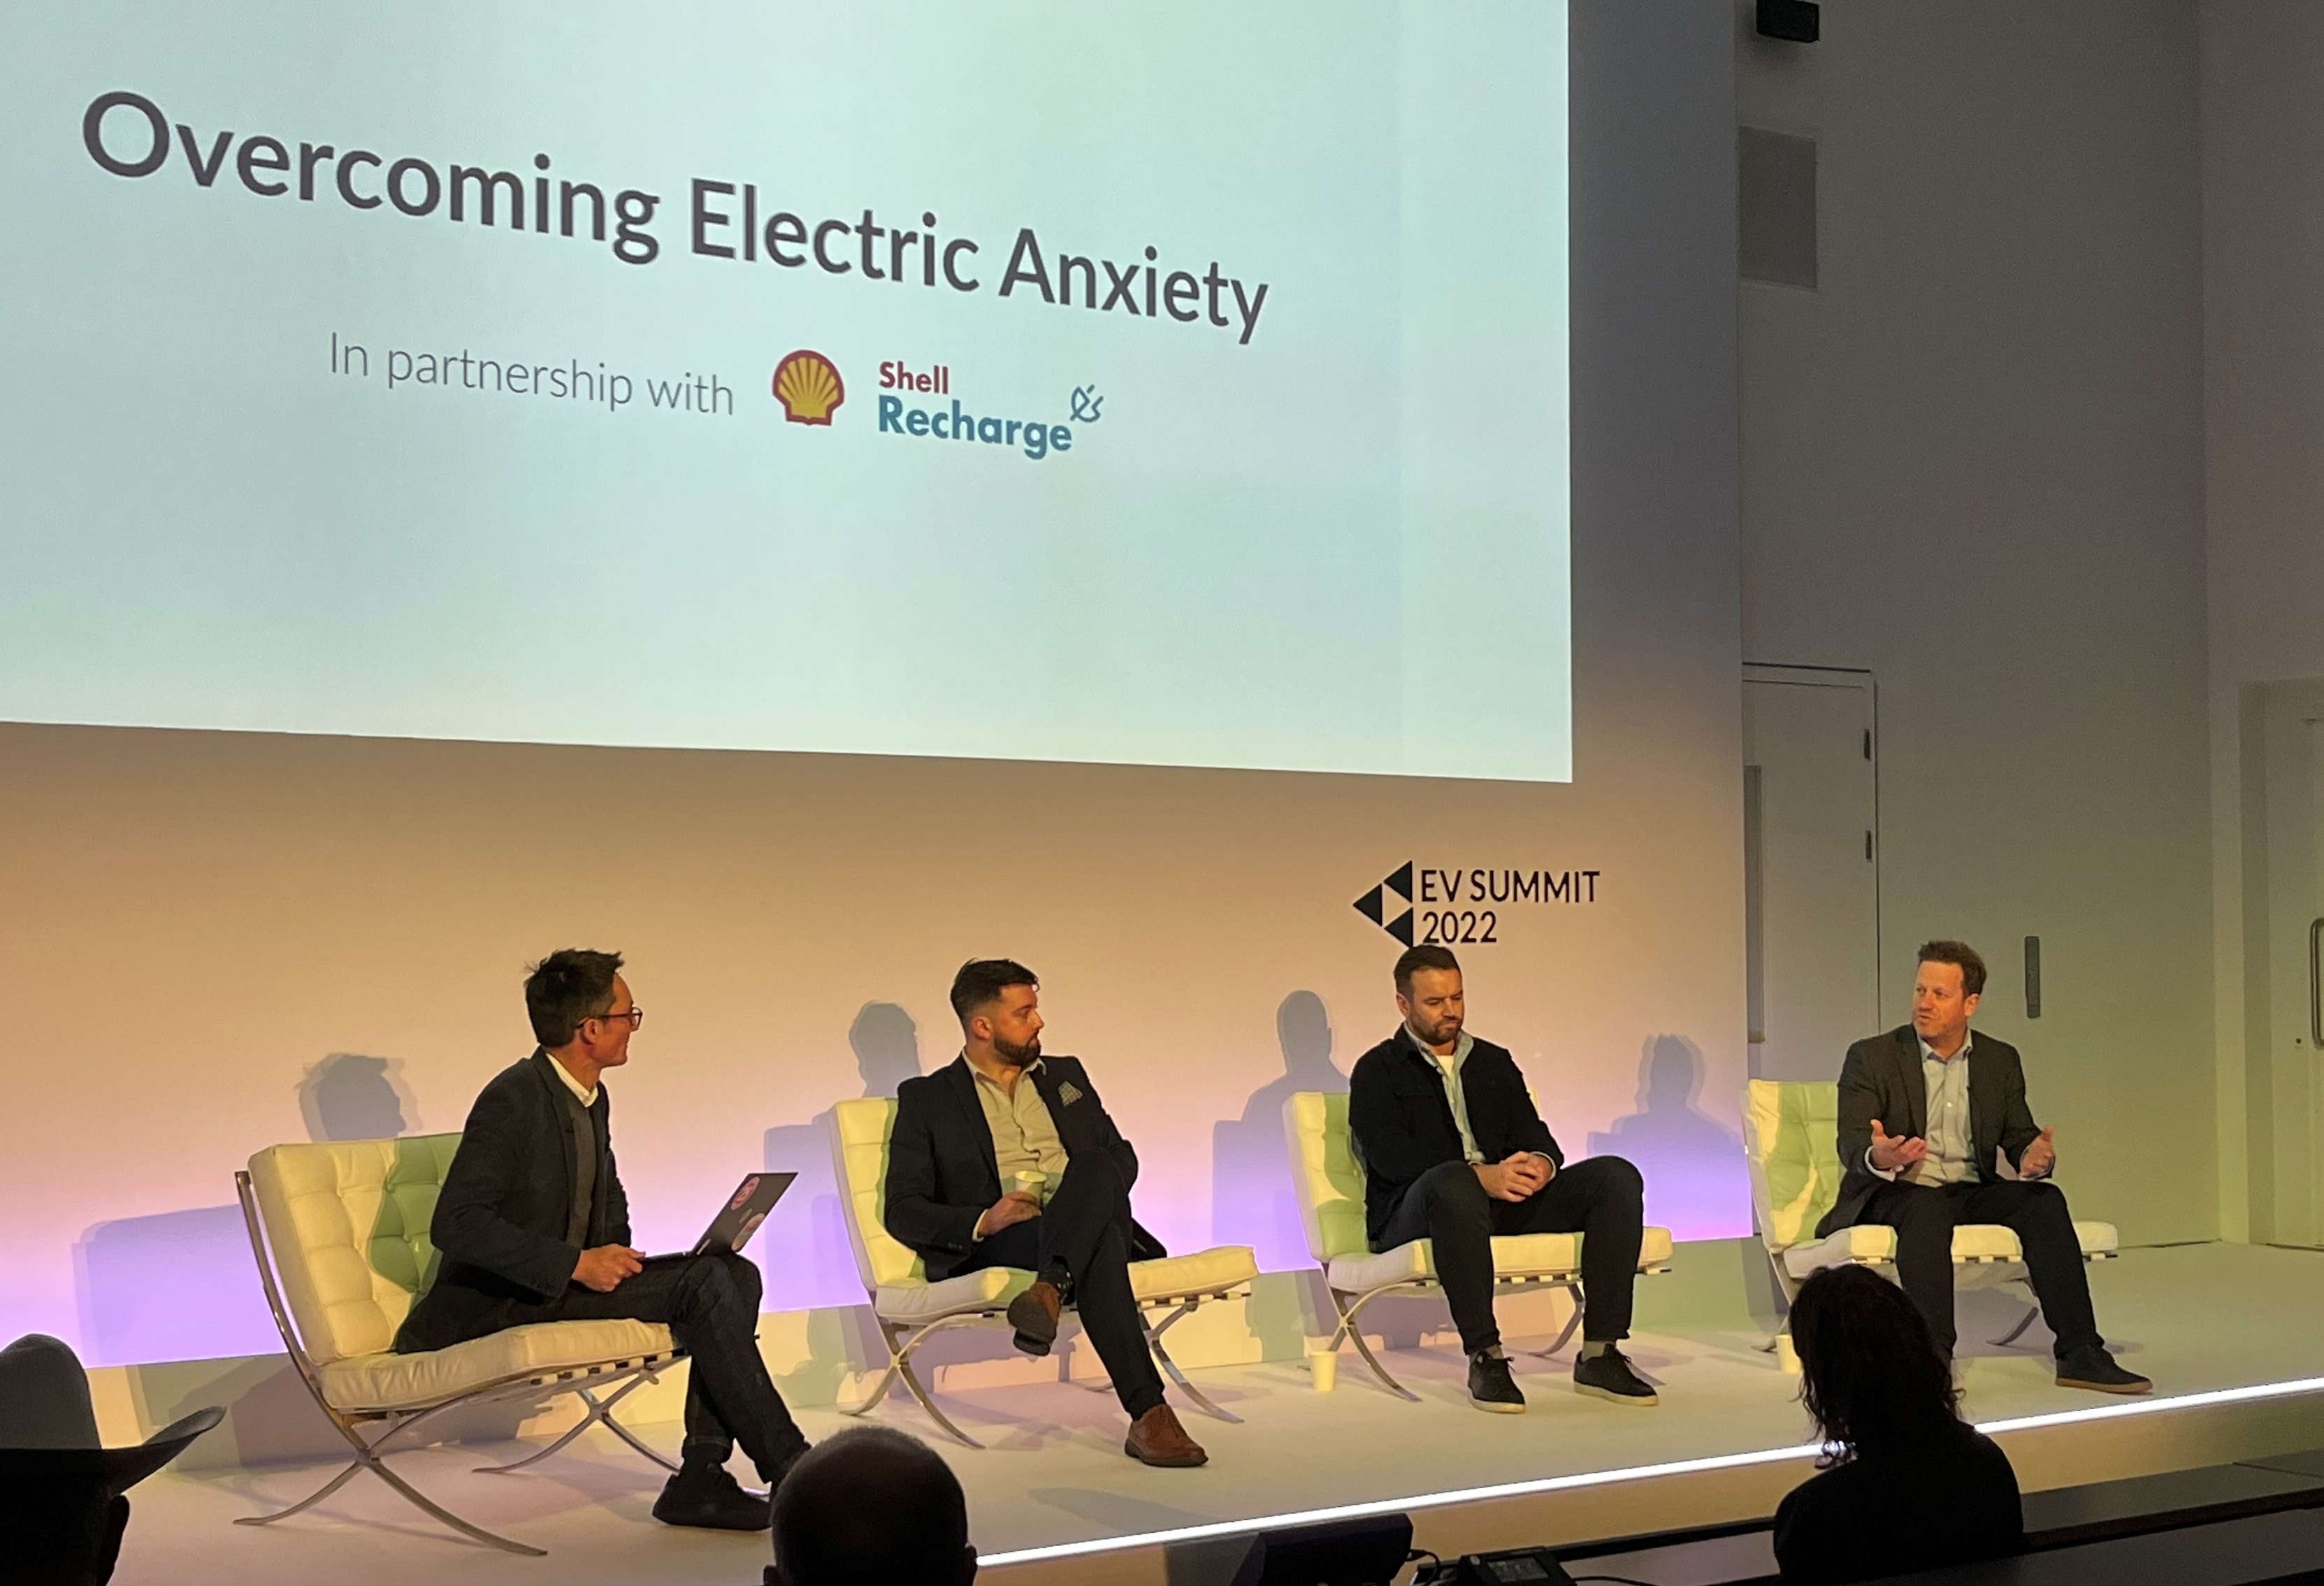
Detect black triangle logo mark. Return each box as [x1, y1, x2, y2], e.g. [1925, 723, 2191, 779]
[1385, 909, 1415, 947]
[1353, 886, 1385, 925]
[1385, 861, 1414, 902]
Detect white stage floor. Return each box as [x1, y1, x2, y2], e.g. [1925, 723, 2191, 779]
[108, 1243, 2324, 1585]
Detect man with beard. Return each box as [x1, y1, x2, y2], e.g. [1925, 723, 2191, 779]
[1348, 944, 1654, 1413]
[883, 959, 1206, 1466]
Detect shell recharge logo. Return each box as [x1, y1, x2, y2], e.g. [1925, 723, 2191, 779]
[772, 350, 844, 424]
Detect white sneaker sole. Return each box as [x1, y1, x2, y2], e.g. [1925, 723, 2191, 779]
[1469, 1394, 1527, 1414]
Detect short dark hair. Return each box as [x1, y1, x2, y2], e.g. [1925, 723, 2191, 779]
[1791, 1264, 1961, 1459]
[0, 1469, 127, 1585]
[948, 958, 1036, 1027]
[1916, 939, 1987, 998]
[524, 949, 624, 1047]
[771, 1425, 970, 1586]
[1393, 944, 1461, 997]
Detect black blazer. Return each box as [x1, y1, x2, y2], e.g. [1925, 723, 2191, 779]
[883, 1053, 1158, 1281]
[1815, 1025, 2043, 1241]
[1773, 1422, 2022, 1584]
[1346, 1030, 1563, 1246]
[394, 1051, 630, 1353]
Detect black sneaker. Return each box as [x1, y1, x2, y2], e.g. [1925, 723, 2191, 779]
[651, 1464, 772, 1530]
[1468, 1350, 1526, 1414]
[2056, 1347, 2151, 1395]
[1573, 1347, 1659, 1406]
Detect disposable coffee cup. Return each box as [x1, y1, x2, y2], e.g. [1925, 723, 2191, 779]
[1306, 1340, 1338, 1393]
[1012, 1170, 1048, 1201]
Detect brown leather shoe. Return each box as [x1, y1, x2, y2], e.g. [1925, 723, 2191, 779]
[1007, 1280, 1062, 1357]
[1123, 1404, 1208, 1467]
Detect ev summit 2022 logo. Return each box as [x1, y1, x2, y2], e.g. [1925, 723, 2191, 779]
[1354, 860, 1602, 947]
[770, 347, 1098, 461]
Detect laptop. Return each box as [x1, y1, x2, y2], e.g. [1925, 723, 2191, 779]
[644, 1171, 795, 1264]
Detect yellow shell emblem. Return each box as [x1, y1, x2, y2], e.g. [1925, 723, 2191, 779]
[773, 350, 845, 425]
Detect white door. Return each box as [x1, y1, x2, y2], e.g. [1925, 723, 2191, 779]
[1744, 667, 1882, 1081]
[2251, 680, 2324, 1246]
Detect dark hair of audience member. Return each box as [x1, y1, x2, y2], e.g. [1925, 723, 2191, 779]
[948, 958, 1037, 1026]
[524, 947, 624, 1047]
[1392, 942, 1461, 996]
[1791, 1263, 1962, 1460]
[0, 1469, 131, 1586]
[770, 1425, 974, 1586]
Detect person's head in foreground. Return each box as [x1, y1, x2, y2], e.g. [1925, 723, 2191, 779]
[767, 1425, 976, 1586]
[0, 1334, 222, 1585]
[1791, 1263, 1959, 1459]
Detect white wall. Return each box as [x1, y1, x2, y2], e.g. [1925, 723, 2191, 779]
[1736, 1, 2216, 1243]
[2200, 0, 2324, 1239]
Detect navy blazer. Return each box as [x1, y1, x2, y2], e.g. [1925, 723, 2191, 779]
[1815, 1025, 2044, 1240]
[882, 1053, 1158, 1281]
[394, 1050, 630, 1353]
[1346, 1029, 1563, 1246]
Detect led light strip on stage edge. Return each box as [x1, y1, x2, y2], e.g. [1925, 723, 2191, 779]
[979, 1374, 2324, 1568]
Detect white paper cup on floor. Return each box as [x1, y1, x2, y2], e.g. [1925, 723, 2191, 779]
[1306, 1341, 1338, 1393]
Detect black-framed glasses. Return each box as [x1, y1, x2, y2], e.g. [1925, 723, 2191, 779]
[588, 1007, 644, 1030]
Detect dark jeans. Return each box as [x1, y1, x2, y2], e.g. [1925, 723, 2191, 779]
[1856, 1177, 2100, 1360]
[957, 1151, 1166, 1420]
[1373, 1155, 1646, 1356]
[534, 1251, 806, 1480]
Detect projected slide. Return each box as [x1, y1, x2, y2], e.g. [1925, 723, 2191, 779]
[0, 1, 1571, 781]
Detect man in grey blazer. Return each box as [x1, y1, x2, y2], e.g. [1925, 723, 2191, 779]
[1815, 940, 2149, 1393]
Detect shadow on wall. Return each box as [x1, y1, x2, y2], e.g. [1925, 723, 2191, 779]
[1585, 1034, 1752, 1241]
[71, 1051, 427, 1367]
[1211, 991, 1347, 1273]
[298, 1051, 422, 1141]
[758, 1002, 926, 1311]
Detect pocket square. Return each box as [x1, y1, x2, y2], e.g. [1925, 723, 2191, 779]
[1058, 1081, 1084, 1106]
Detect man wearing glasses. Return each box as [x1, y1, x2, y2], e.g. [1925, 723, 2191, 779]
[394, 949, 810, 1529]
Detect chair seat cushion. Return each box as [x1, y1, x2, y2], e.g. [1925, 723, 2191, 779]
[1327, 1226, 1675, 1293]
[318, 1319, 677, 1413]
[873, 1246, 1262, 1324]
[1129, 1245, 1259, 1303]
[1780, 1219, 2119, 1278]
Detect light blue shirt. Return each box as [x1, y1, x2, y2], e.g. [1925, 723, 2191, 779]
[1407, 1025, 1483, 1163]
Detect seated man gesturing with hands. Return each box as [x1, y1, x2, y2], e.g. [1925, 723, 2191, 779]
[1812, 940, 2147, 1394]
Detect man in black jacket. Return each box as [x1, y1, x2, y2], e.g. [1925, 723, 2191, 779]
[394, 949, 810, 1528]
[883, 959, 1206, 1467]
[1348, 945, 1654, 1413]
[1814, 940, 2149, 1394]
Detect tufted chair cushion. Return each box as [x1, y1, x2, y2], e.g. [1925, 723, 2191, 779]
[829, 1099, 928, 1291]
[247, 1135, 463, 1365]
[1742, 1079, 1842, 1250]
[1282, 1093, 1373, 1263]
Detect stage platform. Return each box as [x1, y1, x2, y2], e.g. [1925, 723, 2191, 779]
[104, 1242, 2324, 1585]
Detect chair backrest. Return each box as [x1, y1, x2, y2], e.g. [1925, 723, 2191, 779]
[1283, 1093, 1371, 1263]
[1741, 1080, 1844, 1251]
[245, 1134, 463, 1364]
[828, 1099, 928, 1292]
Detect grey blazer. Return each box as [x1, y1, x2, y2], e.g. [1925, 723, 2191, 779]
[1814, 1025, 2043, 1239]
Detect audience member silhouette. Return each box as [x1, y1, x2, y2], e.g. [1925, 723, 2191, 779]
[767, 1426, 976, 1586]
[1774, 1265, 2023, 1584]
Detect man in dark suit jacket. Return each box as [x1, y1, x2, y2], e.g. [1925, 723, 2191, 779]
[1348, 945, 1654, 1414]
[883, 958, 1206, 1468]
[394, 949, 811, 1529]
[1814, 940, 2149, 1393]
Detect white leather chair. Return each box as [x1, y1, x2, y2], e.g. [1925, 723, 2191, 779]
[828, 1097, 1259, 1448]
[1282, 1092, 1675, 1401]
[237, 1137, 683, 1556]
[1740, 1079, 2119, 1348]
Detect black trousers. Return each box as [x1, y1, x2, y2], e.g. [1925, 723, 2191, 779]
[1856, 1177, 2100, 1360]
[532, 1251, 807, 1480]
[1373, 1155, 1646, 1356]
[958, 1151, 1167, 1420]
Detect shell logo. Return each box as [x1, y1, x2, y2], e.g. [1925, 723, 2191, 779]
[772, 350, 845, 425]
